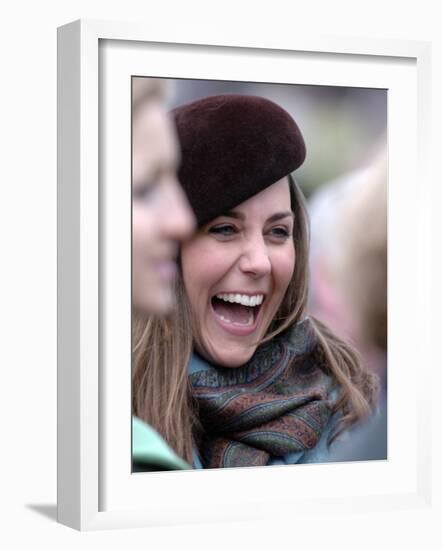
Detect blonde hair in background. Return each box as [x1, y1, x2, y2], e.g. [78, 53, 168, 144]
[338, 148, 387, 351]
[132, 177, 379, 463]
[132, 77, 169, 113]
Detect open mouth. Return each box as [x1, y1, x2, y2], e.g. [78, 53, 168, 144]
[211, 293, 265, 328]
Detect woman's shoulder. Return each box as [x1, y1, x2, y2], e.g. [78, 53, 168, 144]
[273, 395, 387, 466]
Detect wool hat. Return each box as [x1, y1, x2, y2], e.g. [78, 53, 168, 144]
[172, 94, 306, 226]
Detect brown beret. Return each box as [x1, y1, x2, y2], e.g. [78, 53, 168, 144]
[172, 94, 306, 226]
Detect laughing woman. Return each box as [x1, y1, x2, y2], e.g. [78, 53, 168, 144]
[132, 94, 379, 469]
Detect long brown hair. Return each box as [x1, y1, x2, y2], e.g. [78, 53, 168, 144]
[132, 176, 378, 463]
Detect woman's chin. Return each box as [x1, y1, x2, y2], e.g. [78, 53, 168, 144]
[200, 343, 257, 368]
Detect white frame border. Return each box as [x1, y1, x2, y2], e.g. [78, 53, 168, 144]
[57, 19, 432, 531]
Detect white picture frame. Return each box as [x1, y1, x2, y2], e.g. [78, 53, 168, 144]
[57, 19, 432, 531]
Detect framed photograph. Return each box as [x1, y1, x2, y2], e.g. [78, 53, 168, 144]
[57, 19, 432, 530]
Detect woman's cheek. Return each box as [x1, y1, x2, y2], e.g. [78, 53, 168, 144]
[133, 204, 155, 246]
[132, 208, 144, 250]
[185, 248, 225, 321]
[273, 247, 295, 285]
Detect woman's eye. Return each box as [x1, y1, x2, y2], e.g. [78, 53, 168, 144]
[269, 226, 291, 239]
[208, 224, 237, 237]
[133, 180, 157, 202]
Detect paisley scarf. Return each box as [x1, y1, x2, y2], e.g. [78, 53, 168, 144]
[189, 318, 337, 468]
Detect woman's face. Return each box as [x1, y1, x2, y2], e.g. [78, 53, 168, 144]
[181, 178, 295, 367]
[132, 100, 195, 314]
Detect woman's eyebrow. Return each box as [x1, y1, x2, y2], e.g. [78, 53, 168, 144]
[223, 210, 245, 220]
[221, 210, 294, 222]
[267, 211, 294, 223]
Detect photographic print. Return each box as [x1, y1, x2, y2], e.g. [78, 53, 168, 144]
[131, 77, 387, 473]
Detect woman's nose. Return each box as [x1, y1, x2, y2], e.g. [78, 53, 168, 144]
[164, 178, 196, 239]
[238, 236, 271, 278]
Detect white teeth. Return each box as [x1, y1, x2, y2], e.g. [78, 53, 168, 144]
[215, 293, 264, 307]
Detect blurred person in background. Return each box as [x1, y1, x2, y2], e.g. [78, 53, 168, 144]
[132, 77, 195, 314]
[308, 144, 387, 460]
[131, 77, 195, 471]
